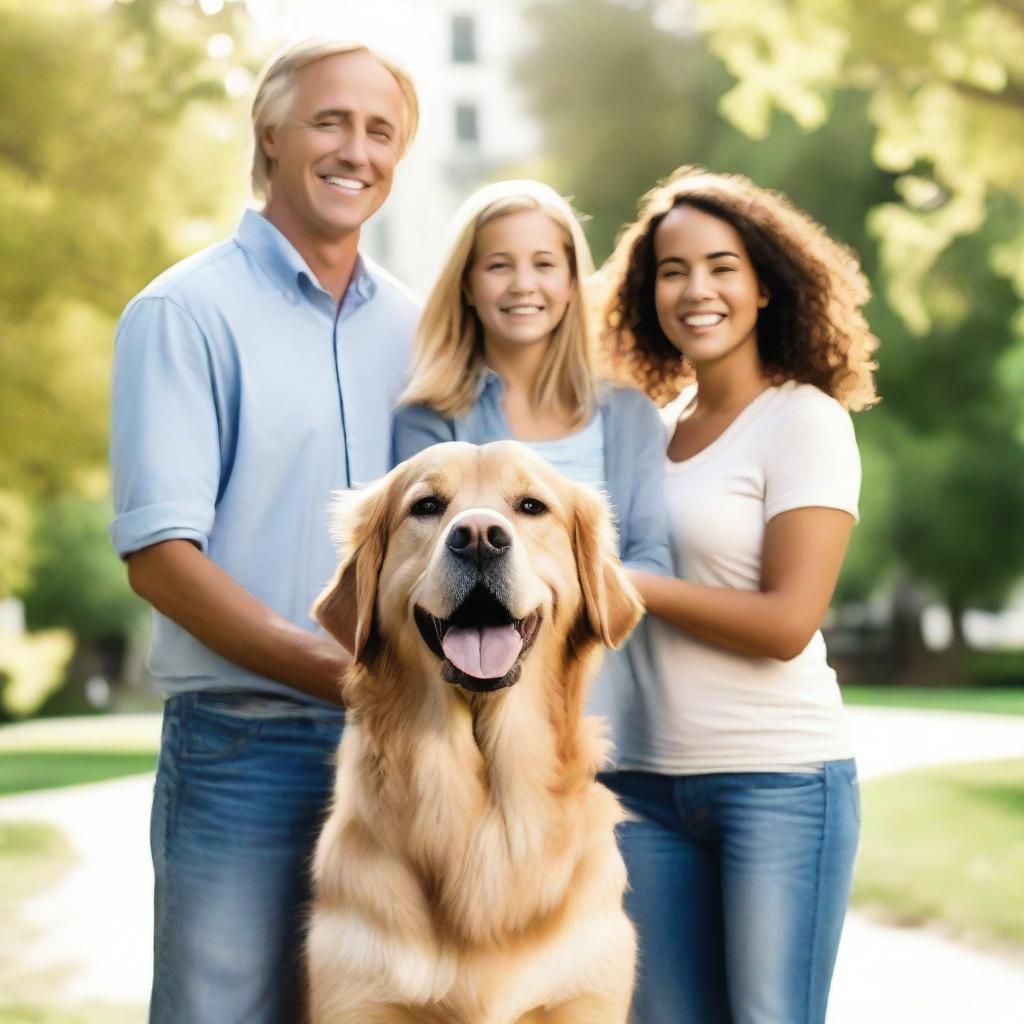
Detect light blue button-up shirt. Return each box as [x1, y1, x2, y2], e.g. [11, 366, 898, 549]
[109, 209, 418, 702]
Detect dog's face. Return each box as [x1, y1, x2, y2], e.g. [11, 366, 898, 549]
[314, 441, 641, 698]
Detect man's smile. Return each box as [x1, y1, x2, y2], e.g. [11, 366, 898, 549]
[320, 174, 369, 192]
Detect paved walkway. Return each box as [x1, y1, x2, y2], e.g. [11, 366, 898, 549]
[0, 771, 153, 1008]
[1, 706, 1023, 1020]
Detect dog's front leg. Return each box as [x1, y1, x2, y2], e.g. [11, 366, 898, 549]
[518, 992, 631, 1024]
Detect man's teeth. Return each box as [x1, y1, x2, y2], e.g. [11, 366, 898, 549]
[684, 313, 725, 327]
[322, 176, 367, 191]
[504, 305, 543, 315]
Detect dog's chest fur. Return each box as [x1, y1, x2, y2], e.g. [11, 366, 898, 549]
[309, 660, 629, 1019]
[364, 673, 601, 939]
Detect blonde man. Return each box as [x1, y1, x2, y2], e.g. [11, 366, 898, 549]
[110, 39, 419, 1023]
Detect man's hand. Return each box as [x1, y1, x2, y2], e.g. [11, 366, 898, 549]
[127, 540, 351, 706]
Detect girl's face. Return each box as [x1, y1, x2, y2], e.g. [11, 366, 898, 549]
[652, 204, 768, 368]
[465, 209, 575, 355]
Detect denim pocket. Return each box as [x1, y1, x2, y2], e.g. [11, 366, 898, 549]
[824, 758, 861, 826]
[179, 697, 264, 763]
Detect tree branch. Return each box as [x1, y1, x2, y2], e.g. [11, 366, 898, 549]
[947, 79, 1024, 111]
[991, 0, 1024, 21]
[870, 62, 1024, 112]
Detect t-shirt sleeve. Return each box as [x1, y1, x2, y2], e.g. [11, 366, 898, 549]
[108, 296, 221, 559]
[763, 397, 861, 523]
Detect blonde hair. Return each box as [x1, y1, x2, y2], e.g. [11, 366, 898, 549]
[401, 180, 600, 424]
[250, 38, 419, 201]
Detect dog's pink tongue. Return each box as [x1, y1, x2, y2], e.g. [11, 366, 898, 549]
[442, 625, 522, 679]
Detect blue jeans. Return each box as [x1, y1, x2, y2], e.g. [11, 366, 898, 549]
[149, 692, 344, 1024]
[601, 761, 859, 1024]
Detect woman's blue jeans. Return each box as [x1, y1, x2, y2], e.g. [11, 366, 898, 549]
[601, 761, 859, 1024]
[149, 692, 344, 1024]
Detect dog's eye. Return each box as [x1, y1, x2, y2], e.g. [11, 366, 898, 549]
[517, 497, 548, 517]
[410, 495, 447, 518]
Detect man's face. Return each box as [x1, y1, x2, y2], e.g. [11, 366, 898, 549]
[262, 50, 407, 244]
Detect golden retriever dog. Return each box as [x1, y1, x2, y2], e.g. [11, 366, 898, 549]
[307, 440, 642, 1024]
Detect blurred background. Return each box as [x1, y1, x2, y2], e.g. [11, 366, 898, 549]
[1, 1, 1022, 1021]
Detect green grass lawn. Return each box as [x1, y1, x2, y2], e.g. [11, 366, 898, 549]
[854, 758, 1024, 949]
[0, 715, 160, 796]
[843, 685, 1024, 716]
[0, 752, 158, 797]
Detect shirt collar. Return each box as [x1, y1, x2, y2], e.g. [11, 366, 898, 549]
[471, 367, 613, 413]
[473, 365, 504, 400]
[234, 208, 377, 305]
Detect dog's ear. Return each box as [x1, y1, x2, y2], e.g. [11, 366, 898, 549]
[312, 477, 392, 663]
[572, 488, 644, 649]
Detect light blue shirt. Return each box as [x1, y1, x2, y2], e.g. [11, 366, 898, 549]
[109, 209, 418, 702]
[524, 412, 606, 493]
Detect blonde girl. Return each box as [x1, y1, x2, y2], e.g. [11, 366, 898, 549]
[393, 178, 671, 726]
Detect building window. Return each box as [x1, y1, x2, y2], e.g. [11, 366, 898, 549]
[454, 102, 479, 146]
[451, 14, 477, 63]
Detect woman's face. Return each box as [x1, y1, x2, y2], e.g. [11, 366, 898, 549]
[465, 209, 575, 355]
[652, 204, 768, 368]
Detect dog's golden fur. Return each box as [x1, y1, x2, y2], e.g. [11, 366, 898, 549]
[307, 441, 642, 1024]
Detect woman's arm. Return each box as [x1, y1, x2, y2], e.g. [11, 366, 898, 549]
[630, 506, 853, 660]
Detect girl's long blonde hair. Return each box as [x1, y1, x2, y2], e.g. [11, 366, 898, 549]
[400, 180, 600, 424]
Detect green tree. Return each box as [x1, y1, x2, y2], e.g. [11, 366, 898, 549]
[0, 0, 249, 504]
[694, 0, 1024, 339]
[873, 224, 1024, 652]
[21, 496, 147, 644]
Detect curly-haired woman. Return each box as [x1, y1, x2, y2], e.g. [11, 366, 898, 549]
[596, 167, 878, 1024]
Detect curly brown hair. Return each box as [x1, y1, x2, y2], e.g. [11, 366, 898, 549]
[597, 166, 879, 410]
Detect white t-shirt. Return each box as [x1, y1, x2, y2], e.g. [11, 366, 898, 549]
[617, 381, 860, 774]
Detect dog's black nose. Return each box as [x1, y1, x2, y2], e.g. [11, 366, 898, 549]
[446, 514, 512, 562]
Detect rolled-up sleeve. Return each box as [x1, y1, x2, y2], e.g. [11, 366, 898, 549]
[109, 296, 221, 558]
[620, 392, 673, 576]
[391, 402, 456, 467]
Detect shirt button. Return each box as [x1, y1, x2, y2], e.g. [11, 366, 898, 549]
[284, 290, 295, 302]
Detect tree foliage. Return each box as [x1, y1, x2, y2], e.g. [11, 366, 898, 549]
[694, 0, 1024, 338]
[20, 496, 147, 643]
[0, 0, 249, 504]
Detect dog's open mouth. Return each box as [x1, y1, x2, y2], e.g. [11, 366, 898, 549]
[414, 585, 542, 692]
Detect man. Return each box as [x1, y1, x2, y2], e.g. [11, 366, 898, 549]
[109, 40, 419, 1023]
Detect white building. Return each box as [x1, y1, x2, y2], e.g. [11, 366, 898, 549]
[250, 0, 541, 292]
